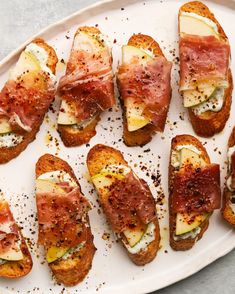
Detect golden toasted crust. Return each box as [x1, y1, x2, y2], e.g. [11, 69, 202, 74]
[118, 34, 170, 147]
[221, 127, 235, 227]
[58, 26, 108, 147]
[36, 154, 96, 286]
[169, 135, 211, 250]
[0, 231, 32, 278]
[179, 1, 233, 137]
[0, 39, 58, 164]
[87, 144, 160, 265]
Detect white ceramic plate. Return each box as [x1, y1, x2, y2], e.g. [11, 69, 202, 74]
[0, 0, 235, 293]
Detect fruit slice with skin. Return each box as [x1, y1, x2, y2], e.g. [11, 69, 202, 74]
[46, 246, 69, 263]
[180, 148, 206, 168]
[176, 212, 209, 235]
[0, 118, 12, 134]
[0, 244, 23, 261]
[122, 45, 153, 65]
[123, 222, 147, 247]
[36, 179, 65, 194]
[179, 14, 219, 38]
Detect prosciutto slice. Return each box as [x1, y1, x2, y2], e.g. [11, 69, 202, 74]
[0, 79, 55, 133]
[102, 172, 156, 233]
[179, 34, 230, 90]
[117, 56, 172, 131]
[0, 201, 20, 255]
[58, 45, 115, 123]
[36, 186, 91, 247]
[171, 164, 221, 213]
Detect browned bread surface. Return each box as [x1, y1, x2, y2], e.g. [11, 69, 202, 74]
[179, 1, 233, 137]
[87, 144, 160, 265]
[0, 39, 58, 164]
[118, 34, 170, 147]
[36, 154, 96, 286]
[221, 127, 235, 227]
[0, 231, 32, 278]
[169, 135, 211, 250]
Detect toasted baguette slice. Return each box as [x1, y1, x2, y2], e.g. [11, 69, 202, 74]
[221, 127, 235, 227]
[169, 135, 211, 250]
[0, 203, 32, 278]
[57, 26, 113, 147]
[87, 144, 160, 265]
[35, 154, 96, 286]
[179, 1, 233, 137]
[117, 34, 171, 146]
[0, 38, 58, 164]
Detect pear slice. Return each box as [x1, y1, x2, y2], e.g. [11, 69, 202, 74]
[180, 14, 219, 38]
[0, 118, 11, 134]
[180, 148, 206, 168]
[0, 244, 23, 261]
[123, 222, 147, 247]
[58, 100, 77, 125]
[176, 212, 208, 235]
[73, 31, 104, 53]
[125, 98, 150, 132]
[183, 83, 216, 107]
[9, 51, 41, 81]
[122, 45, 153, 65]
[36, 179, 65, 194]
[46, 246, 69, 263]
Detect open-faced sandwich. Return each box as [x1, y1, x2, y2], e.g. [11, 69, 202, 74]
[35, 154, 96, 286]
[0, 39, 58, 163]
[0, 196, 32, 278]
[222, 127, 235, 227]
[179, 1, 233, 137]
[57, 26, 115, 146]
[169, 135, 221, 250]
[117, 34, 172, 146]
[87, 144, 160, 265]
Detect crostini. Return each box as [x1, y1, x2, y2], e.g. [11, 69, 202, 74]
[0, 196, 32, 278]
[0, 39, 58, 163]
[222, 127, 235, 227]
[35, 154, 96, 286]
[169, 135, 221, 250]
[57, 26, 115, 146]
[87, 144, 160, 265]
[178, 1, 233, 137]
[117, 34, 172, 146]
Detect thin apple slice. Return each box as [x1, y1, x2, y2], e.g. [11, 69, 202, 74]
[122, 45, 153, 65]
[183, 83, 216, 107]
[0, 118, 11, 134]
[176, 212, 208, 235]
[0, 243, 23, 261]
[46, 246, 69, 263]
[36, 179, 65, 194]
[9, 51, 41, 81]
[180, 14, 219, 38]
[123, 222, 147, 247]
[58, 100, 77, 125]
[73, 31, 105, 53]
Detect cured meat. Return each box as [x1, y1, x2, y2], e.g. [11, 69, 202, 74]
[117, 56, 172, 131]
[0, 79, 55, 133]
[102, 173, 156, 233]
[58, 42, 115, 123]
[179, 34, 230, 89]
[37, 187, 91, 247]
[171, 164, 221, 213]
[0, 201, 19, 254]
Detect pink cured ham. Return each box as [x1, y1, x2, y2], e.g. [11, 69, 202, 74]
[102, 172, 156, 233]
[36, 186, 91, 247]
[0, 201, 20, 255]
[171, 164, 221, 213]
[0, 79, 55, 133]
[179, 34, 230, 89]
[58, 45, 115, 123]
[117, 56, 172, 131]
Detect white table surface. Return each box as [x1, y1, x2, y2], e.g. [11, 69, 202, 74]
[0, 0, 234, 293]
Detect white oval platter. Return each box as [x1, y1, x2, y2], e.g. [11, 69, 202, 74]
[0, 0, 235, 293]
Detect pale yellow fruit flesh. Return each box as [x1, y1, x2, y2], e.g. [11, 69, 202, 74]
[0, 118, 12, 134]
[36, 179, 65, 194]
[0, 244, 23, 261]
[58, 100, 77, 125]
[122, 45, 153, 65]
[46, 246, 69, 263]
[123, 223, 147, 247]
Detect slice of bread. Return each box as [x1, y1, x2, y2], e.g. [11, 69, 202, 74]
[117, 34, 171, 146]
[87, 144, 160, 265]
[221, 127, 235, 227]
[179, 1, 233, 137]
[0, 219, 32, 278]
[169, 135, 211, 250]
[57, 26, 113, 147]
[36, 154, 96, 286]
[0, 38, 58, 164]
